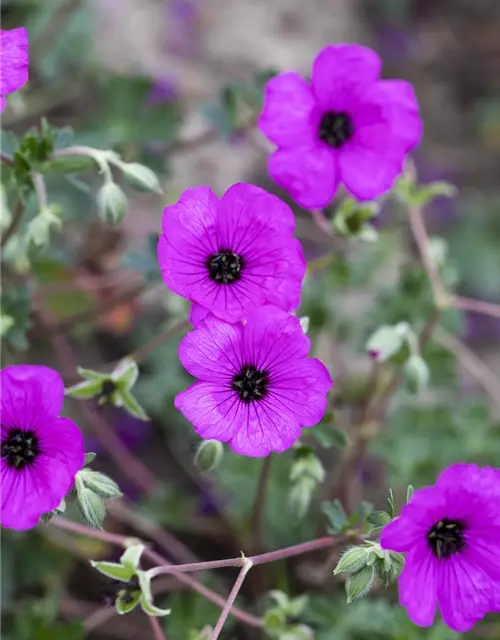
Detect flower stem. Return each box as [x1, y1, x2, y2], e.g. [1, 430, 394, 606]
[1, 197, 24, 248]
[250, 455, 272, 552]
[149, 615, 168, 640]
[449, 295, 500, 320]
[211, 559, 253, 640]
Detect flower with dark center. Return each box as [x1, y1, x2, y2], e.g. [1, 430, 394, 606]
[318, 111, 353, 148]
[258, 43, 422, 208]
[175, 305, 332, 457]
[0, 365, 84, 530]
[0, 28, 29, 113]
[427, 518, 466, 559]
[380, 463, 500, 632]
[231, 365, 269, 402]
[1, 428, 40, 470]
[158, 183, 306, 324]
[206, 250, 243, 284]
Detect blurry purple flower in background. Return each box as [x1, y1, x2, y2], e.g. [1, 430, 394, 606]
[163, 0, 202, 58]
[375, 25, 414, 62]
[85, 406, 152, 458]
[147, 77, 179, 105]
[464, 311, 500, 345]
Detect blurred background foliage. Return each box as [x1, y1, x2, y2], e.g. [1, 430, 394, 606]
[1, 0, 500, 638]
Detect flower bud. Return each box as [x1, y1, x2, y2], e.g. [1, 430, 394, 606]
[195, 439, 224, 473]
[345, 565, 375, 603]
[334, 546, 369, 575]
[404, 355, 430, 394]
[98, 182, 127, 225]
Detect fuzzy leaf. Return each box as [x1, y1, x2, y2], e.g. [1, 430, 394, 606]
[120, 390, 150, 421]
[90, 560, 134, 582]
[78, 469, 122, 499]
[65, 379, 103, 399]
[76, 475, 105, 529]
[334, 546, 369, 575]
[345, 566, 375, 603]
[112, 358, 139, 390]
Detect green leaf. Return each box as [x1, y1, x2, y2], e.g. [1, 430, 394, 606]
[345, 566, 375, 603]
[115, 592, 141, 615]
[366, 511, 391, 527]
[194, 439, 224, 473]
[65, 379, 103, 399]
[77, 367, 111, 381]
[140, 597, 171, 617]
[120, 162, 163, 194]
[311, 422, 350, 450]
[120, 544, 145, 572]
[76, 475, 105, 529]
[138, 570, 171, 616]
[386, 488, 395, 519]
[97, 182, 127, 226]
[84, 452, 97, 467]
[90, 561, 134, 582]
[78, 469, 122, 499]
[112, 358, 139, 391]
[322, 499, 348, 534]
[120, 390, 150, 421]
[406, 484, 414, 503]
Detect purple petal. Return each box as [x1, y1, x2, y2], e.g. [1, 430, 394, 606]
[270, 358, 332, 426]
[0, 464, 41, 530]
[229, 401, 301, 457]
[174, 382, 240, 442]
[437, 557, 490, 632]
[258, 72, 319, 148]
[178, 315, 243, 381]
[398, 546, 437, 627]
[242, 306, 311, 371]
[311, 44, 381, 110]
[380, 515, 425, 553]
[189, 302, 210, 327]
[0, 365, 64, 428]
[268, 145, 339, 209]
[339, 137, 403, 201]
[0, 28, 29, 96]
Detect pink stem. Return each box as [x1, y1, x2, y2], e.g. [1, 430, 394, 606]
[211, 561, 253, 640]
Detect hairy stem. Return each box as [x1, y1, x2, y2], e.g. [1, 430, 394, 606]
[211, 560, 253, 640]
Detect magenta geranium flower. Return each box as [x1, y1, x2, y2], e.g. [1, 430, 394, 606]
[0, 27, 29, 112]
[1, 365, 85, 530]
[175, 305, 332, 457]
[158, 183, 306, 324]
[380, 463, 500, 632]
[258, 43, 422, 208]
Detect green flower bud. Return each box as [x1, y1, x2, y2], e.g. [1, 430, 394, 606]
[334, 546, 369, 575]
[121, 162, 163, 194]
[345, 565, 375, 603]
[98, 182, 127, 225]
[194, 439, 224, 473]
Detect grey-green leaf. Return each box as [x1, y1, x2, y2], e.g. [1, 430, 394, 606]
[78, 469, 122, 499]
[120, 390, 150, 421]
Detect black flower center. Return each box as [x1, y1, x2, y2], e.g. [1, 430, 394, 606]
[232, 365, 269, 402]
[427, 518, 466, 559]
[1, 428, 41, 470]
[206, 250, 243, 284]
[318, 111, 354, 148]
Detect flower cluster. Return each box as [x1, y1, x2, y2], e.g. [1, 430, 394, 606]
[0, 27, 29, 112]
[0, 365, 85, 530]
[381, 463, 500, 632]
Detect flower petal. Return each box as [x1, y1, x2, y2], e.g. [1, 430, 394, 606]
[258, 72, 319, 148]
[0, 28, 29, 95]
[229, 401, 301, 457]
[380, 515, 425, 553]
[242, 306, 311, 372]
[174, 382, 240, 442]
[437, 556, 490, 632]
[311, 44, 381, 110]
[189, 302, 210, 328]
[398, 546, 437, 627]
[339, 137, 403, 201]
[0, 365, 64, 428]
[269, 358, 332, 427]
[159, 186, 219, 298]
[0, 463, 41, 530]
[268, 145, 338, 209]
[178, 315, 243, 381]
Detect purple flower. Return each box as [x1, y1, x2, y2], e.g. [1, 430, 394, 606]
[158, 184, 306, 324]
[258, 43, 422, 209]
[380, 463, 500, 632]
[1, 365, 85, 530]
[174, 305, 332, 457]
[147, 77, 178, 105]
[0, 28, 29, 112]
